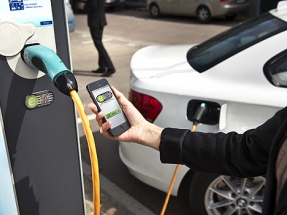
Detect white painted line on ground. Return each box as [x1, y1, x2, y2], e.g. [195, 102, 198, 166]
[81, 38, 112, 45]
[102, 38, 113, 42]
[75, 30, 162, 46]
[81, 40, 94, 44]
[79, 34, 90, 37]
[126, 43, 140, 47]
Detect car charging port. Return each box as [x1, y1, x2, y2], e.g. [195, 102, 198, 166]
[187, 100, 221, 125]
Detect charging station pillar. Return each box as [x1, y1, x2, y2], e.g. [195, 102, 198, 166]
[0, 0, 86, 214]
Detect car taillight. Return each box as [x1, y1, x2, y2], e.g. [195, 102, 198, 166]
[128, 89, 162, 123]
[220, 0, 230, 2]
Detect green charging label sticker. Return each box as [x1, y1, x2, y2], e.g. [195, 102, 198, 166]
[105, 108, 121, 119]
[25, 90, 54, 109]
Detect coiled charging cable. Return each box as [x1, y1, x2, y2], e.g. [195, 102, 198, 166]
[160, 103, 207, 215]
[70, 90, 100, 215]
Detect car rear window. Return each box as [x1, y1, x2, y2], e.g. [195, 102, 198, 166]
[187, 13, 287, 73]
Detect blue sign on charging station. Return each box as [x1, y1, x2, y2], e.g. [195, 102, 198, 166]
[2, 0, 53, 27]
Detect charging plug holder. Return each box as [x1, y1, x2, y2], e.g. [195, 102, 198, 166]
[0, 21, 35, 57]
[0, 19, 57, 80]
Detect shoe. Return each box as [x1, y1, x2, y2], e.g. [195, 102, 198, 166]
[92, 67, 106, 73]
[102, 69, 116, 77]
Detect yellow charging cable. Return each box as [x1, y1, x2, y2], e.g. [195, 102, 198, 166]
[70, 90, 100, 215]
[71, 87, 200, 215]
[160, 124, 197, 215]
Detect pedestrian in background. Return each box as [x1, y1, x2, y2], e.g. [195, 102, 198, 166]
[78, 0, 116, 77]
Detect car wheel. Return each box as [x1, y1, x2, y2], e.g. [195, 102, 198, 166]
[106, 6, 116, 11]
[196, 6, 211, 23]
[149, 3, 160, 18]
[226, 14, 237, 20]
[189, 172, 265, 215]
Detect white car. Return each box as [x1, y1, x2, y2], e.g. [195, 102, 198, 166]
[120, 2, 287, 215]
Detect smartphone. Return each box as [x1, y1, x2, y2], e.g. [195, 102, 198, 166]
[86, 78, 130, 136]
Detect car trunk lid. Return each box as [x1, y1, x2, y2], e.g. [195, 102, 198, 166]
[130, 44, 197, 79]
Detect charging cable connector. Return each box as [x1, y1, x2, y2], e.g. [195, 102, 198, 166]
[191, 103, 208, 125]
[21, 44, 78, 96]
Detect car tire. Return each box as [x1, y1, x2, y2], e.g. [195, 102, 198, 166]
[106, 6, 116, 11]
[196, 6, 211, 23]
[189, 172, 265, 215]
[149, 3, 160, 18]
[226, 14, 237, 20]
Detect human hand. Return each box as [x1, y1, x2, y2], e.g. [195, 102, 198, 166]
[89, 87, 163, 150]
[89, 87, 148, 143]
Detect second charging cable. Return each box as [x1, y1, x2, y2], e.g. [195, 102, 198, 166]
[160, 103, 208, 215]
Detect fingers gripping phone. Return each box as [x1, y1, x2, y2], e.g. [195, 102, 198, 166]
[86, 79, 130, 136]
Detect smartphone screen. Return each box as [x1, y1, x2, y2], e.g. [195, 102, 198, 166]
[91, 85, 126, 129]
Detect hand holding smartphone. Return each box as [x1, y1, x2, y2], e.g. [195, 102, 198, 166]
[86, 79, 131, 136]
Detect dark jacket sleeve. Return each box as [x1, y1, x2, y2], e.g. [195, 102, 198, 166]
[84, 0, 97, 11]
[159, 106, 287, 177]
[84, 0, 107, 27]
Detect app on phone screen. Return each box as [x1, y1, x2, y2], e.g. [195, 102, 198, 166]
[92, 86, 126, 129]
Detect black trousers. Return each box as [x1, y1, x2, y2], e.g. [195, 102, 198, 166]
[90, 26, 114, 70]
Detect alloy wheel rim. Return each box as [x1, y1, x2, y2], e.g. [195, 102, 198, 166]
[151, 6, 159, 16]
[205, 176, 265, 215]
[198, 8, 209, 21]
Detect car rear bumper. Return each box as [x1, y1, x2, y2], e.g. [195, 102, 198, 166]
[105, 0, 123, 8]
[212, 2, 250, 17]
[119, 141, 189, 196]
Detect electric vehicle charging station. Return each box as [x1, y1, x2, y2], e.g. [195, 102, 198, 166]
[0, 0, 86, 214]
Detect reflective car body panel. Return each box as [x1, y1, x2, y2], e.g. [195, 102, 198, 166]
[146, 0, 250, 18]
[120, 5, 287, 196]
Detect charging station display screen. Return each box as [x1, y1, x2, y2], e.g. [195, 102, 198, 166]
[0, 0, 53, 27]
[92, 86, 127, 129]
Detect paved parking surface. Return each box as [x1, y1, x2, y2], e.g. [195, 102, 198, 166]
[70, 7, 247, 215]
